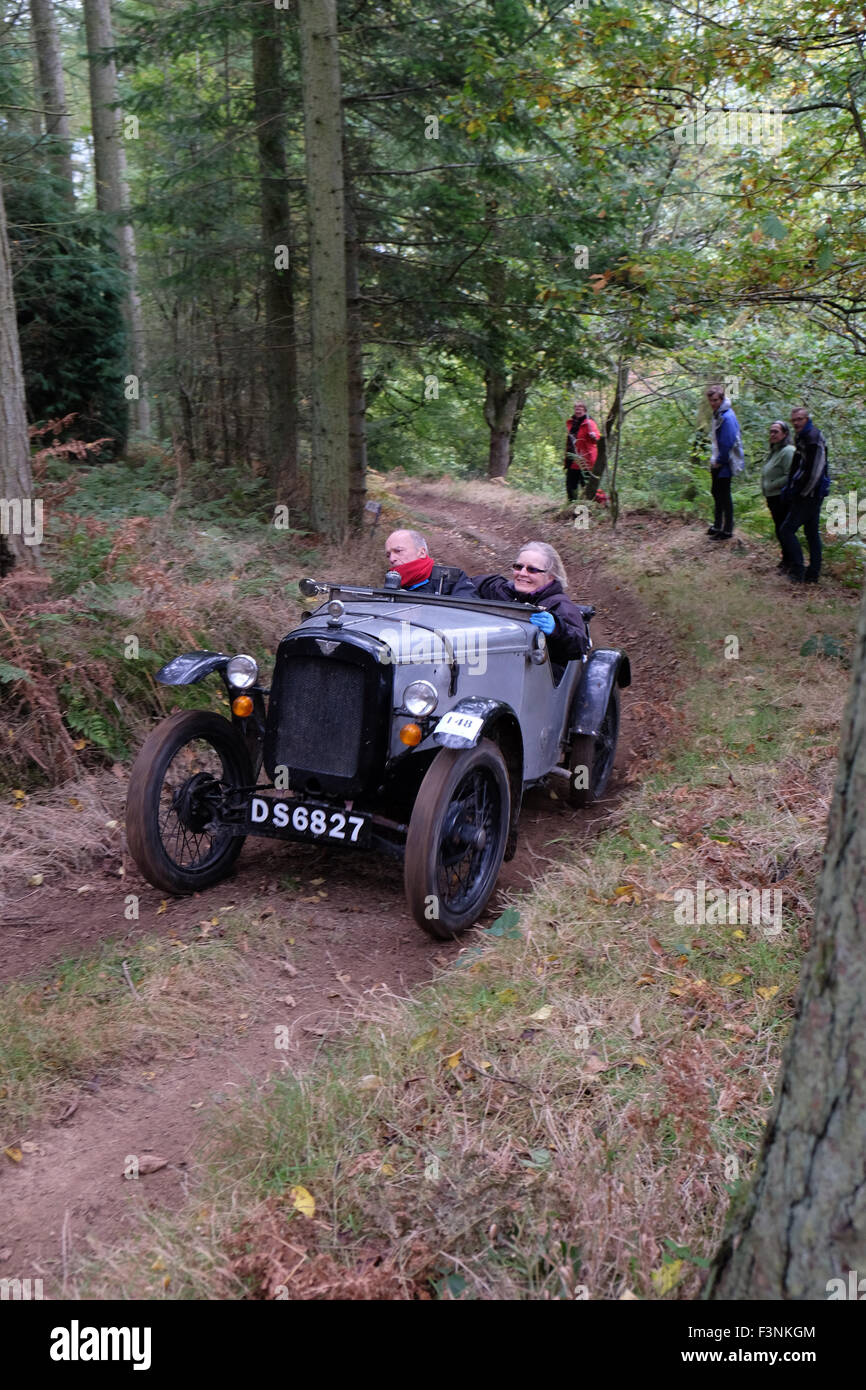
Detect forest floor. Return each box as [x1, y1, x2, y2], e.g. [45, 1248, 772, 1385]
[0, 476, 856, 1299]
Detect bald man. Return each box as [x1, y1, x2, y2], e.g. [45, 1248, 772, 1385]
[384, 529, 475, 597]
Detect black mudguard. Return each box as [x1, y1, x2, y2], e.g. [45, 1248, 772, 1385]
[570, 649, 630, 738]
[156, 650, 267, 779]
[156, 651, 232, 685]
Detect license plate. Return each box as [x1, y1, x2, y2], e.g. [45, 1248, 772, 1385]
[247, 796, 371, 845]
[435, 710, 484, 739]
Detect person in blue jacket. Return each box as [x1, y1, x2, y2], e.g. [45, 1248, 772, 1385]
[705, 385, 744, 540]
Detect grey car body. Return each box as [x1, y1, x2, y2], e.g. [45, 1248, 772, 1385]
[125, 579, 631, 939]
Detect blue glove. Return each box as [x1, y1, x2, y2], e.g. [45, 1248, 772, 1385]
[531, 610, 556, 635]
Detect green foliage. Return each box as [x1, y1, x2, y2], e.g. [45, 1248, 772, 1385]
[4, 179, 128, 451]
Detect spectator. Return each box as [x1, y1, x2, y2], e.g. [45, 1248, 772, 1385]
[761, 421, 796, 571]
[705, 385, 744, 539]
[563, 401, 601, 502]
[384, 528, 475, 596]
[779, 408, 830, 584]
[470, 541, 589, 672]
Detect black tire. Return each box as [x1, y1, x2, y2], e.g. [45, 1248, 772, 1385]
[126, 710, 254, 895]
[404, 738, 511, 939]
[568, 685, 620, 807]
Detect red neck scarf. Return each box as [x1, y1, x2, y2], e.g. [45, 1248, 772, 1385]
[396, 555, 435, 589]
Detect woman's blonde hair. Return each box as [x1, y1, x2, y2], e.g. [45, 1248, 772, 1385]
[517, 541, 568, 589]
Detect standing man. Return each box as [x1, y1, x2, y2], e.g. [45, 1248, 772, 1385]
[706, 385, 744, 540]
[779, 407, 829, 584]
[563, 400, 601, 502]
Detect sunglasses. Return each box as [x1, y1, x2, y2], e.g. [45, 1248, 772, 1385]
[512, 562, 547, 574]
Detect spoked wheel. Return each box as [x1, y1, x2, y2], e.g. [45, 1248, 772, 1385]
[404, 739, 511, 939]
[568, 685, 620, 808]
[126, 711, 253, 894]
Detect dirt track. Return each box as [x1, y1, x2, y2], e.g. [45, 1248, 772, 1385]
[0, 484, 678, 1290]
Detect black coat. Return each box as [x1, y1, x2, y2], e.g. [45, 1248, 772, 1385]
[402, 563, 476, 598]
[469, 574, 589, 665]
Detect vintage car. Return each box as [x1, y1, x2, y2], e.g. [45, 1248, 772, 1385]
[126, 575, 630, 938]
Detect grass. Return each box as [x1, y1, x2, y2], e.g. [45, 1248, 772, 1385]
[0, 904, 287, 1138]
[63, 489, 857, 1301]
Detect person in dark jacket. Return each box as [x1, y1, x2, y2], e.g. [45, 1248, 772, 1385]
[470, 541, 589, 671]
[761, 421, 796, 571]
[563, 401, 601, 502]
[779, 408, 829, 584]
[706, 385, 744, 539]
[384, 528, 475, 597]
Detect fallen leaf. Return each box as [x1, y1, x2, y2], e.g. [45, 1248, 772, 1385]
[670, 841, 685, 849]
[68, 797, 82, 810]
[732, 929, 746, 940]
[648, 937, 665, 956]
[76, 884, 93, 894]
[4, 1146, 22, 1163]
[651, 1260, 685, 1295]
[290, 1185, 315, 1218]
[27, 873, 44, 887]
[157, 900, 167, 915]
[632, 1055, 650, 1067]
[309, 877, 325, 886]
[719, 972, 744, 987]
[756, 985, 779, 1001]
[636, 973, 655, 986]
[380, 1163, 396, 1176]
[619, 1289, 639, 1300]
[357, 1074, 383, 1092]
[410, 1027, 439, 1052]
[137, 1154, 168, 1174]
[529, 1005, 552, 1021]
[444, 1049, 463, 1069]
[72, 738, 88, 751]
[104, 819, 118, 829]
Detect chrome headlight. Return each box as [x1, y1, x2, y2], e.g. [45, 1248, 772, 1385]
[404, 679, 438, 717]
[226, 653, 258, 689]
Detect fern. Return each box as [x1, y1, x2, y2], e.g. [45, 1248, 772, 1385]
[0, 659, 28, 683]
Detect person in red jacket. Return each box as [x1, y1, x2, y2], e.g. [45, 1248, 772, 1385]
[563, 401, 600, 501]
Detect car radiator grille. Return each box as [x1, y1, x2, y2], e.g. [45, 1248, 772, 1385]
[273, 654, 365, 777]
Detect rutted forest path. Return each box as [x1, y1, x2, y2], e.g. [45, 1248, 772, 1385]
[0, 483, 679, 1292]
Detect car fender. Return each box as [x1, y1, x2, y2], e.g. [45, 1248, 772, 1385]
[570, 650, 631, 738]
[156, 650, 232, 685]
[433, 696, 519, 750]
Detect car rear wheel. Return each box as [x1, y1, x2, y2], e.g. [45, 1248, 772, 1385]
[404, 739, 511, 939]
[568, 685, 620, 807]
[126, 711, 253, 895]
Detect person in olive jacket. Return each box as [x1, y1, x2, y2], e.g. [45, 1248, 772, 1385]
[761, 421, 796, 571]
[470, 540, 589, 675]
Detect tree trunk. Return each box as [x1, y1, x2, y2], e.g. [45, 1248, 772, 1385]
[345, 168, 367, 526]
[708, 579, 866, 1299]
[0, 174, 40, 572]
[29, 0, 75, 201]
[298, 0, 349, 539]
[84, 0, 151, 437]
[484, 368, 531, 479]
[251, 1, 298, 502]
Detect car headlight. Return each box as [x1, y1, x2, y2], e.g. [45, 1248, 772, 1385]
[226, 653, 259, 689]
[403, 679, 438, 717]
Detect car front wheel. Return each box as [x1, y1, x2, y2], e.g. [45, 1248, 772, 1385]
[126, 711, 253, 895]
[404, 739, 511, 939]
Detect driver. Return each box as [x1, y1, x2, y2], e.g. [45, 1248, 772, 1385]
[384, 528, 476, 597]
[470, 541, 589, 668]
